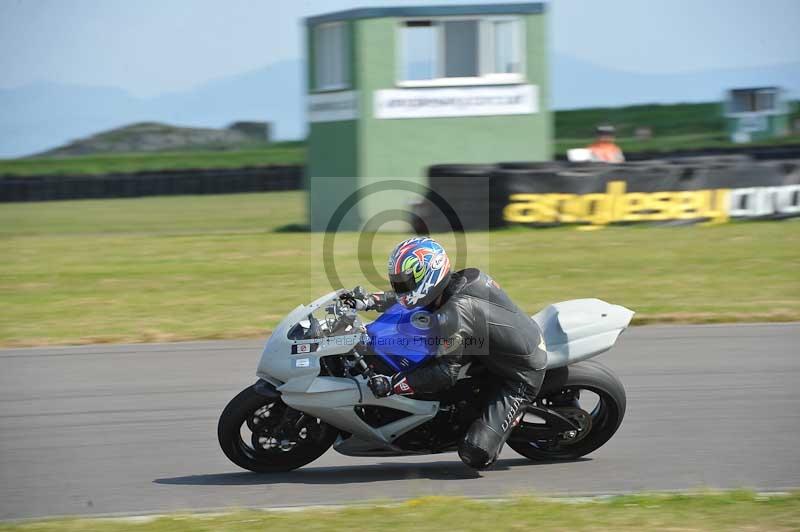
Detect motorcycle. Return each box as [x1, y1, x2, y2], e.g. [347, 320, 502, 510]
[218, 291, 633, 472]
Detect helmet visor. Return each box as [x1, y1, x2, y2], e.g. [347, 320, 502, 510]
[389, 271, 417, 294]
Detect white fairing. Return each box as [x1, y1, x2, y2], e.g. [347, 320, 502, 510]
[532, 298, 634, 369]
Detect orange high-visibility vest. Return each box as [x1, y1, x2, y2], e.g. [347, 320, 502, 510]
[588, 141, 625, 163]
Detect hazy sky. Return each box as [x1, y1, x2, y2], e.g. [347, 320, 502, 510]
[1, 0, 799, 97]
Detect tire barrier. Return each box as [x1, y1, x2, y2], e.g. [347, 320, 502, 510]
[420, 159, 800, 231]
[0, 165, 303, 203]
[413, 164, 498, 233]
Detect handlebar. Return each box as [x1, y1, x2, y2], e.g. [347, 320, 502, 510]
[324, 298, 361, 333]
[322, 300, 376, 379]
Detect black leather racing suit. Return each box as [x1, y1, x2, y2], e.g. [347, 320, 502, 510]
[370, 268, 548, 469]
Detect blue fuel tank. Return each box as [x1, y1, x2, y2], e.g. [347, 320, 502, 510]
[365, 304, 439, 372]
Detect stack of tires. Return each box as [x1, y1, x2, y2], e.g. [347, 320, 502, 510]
[0, 166, 303, 203]
[415, 164, 496, 233]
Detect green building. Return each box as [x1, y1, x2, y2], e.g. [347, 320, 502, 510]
[724, 87, 792, 144]
[305, 3, 551, 231]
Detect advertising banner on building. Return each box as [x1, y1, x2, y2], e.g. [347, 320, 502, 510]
[374, 85, 538, 120]
[308, 91, 359, 123]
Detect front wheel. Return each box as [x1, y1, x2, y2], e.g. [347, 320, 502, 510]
[218, 383, 339, 473]
[508, 360, 626, 461]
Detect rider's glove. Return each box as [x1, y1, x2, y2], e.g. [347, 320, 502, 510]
[368, 374, 415, 397]
[391, 375, 415, 396]
[340, 286, 372, 311]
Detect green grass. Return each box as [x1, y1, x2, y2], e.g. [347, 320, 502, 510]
[0, 142, 305, 176]
[3, 133, 797, 177]
[0, 190, 305, 236]
[2, 192, 799, 347]
[556, 100, 800, 139]
[2, 492, 799, 531]
[555, 102, 727, 138]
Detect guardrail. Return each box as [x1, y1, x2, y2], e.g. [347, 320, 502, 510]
[0, 165, 303, 202]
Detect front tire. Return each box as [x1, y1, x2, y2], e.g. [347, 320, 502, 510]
[508, 360, 626, 461]
[218, 384, 338, 473]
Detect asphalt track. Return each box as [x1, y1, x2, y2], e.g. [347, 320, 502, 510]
[2, 323, 799, 520]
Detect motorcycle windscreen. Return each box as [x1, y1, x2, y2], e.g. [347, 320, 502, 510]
[365, 303, 438, 372]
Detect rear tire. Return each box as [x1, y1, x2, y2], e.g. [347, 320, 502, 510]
[508, 360, 626, 461]
[218, 384, 338, 473]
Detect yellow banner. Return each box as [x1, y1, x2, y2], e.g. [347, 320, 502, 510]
[503, 180, 730, 226]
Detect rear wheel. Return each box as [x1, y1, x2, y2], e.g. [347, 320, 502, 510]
[508, 360, 626, 461]
[218, 384, 339, 473]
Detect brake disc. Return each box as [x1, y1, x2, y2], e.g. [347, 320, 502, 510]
[247, 402, 279, 431]
[250, 407, 314, 453]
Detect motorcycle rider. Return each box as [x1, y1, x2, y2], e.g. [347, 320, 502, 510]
[340, 237, 547, 470]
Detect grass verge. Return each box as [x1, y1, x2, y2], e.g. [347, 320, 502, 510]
[5, 135, 800, 177]
[2, 191, 799, 346]
[4, 136, 799, 179]
[2, 492, 799, 531]
[2, 100, 797, 176]
[0, 143, 305, 176]
[3, 136, 798, 177]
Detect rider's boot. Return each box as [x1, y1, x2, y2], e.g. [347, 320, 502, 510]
[458, 375, 541, 470]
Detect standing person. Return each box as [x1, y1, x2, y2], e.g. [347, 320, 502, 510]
[340, 237, 548, 470]
[588, 124, 625, 163]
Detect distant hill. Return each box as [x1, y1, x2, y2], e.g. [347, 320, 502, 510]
[1, 54, 798, 158]
[37, 121, 270, 158]
[0, 60, 302, 158]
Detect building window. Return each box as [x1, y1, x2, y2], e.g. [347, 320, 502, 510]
[493, 20, 521, 74]
[314, 22, 348, 91]
[401, 21, 438, 81]
[399, 17, 523, 86]
[443, 20, 479, 77]
[755, 91, 776, 112]
[729, 88, 780, 113]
